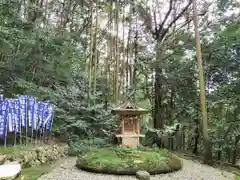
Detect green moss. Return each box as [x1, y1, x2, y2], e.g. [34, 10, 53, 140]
[0, 145, 56, 180]
[0, 145, 35, 156]
[16, 163, 52, 180]
[76, 146, 182, 175]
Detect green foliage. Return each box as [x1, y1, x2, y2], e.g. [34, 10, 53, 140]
[0, 0, 239, 165]
[144, 123, 181, 146]
[14, 77, 118, 141]
[201, 23, 240, 159]
[76, 147, 182, 175]
[68, 138, 107, 156]
[68, 141, 91, 156]
[0, 0, 116, 141]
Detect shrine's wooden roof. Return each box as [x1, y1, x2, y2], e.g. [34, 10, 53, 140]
[112, 101, 149, 115]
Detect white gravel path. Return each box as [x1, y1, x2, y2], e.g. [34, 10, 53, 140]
[38, 157, 235, 180]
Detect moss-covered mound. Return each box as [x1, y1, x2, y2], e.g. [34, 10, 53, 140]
[76, 146, 182, 175]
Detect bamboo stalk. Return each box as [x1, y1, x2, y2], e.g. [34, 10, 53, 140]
[115, 0, 120, 102]
[88, 6, 94, 108]
[93, 1, 99, 106]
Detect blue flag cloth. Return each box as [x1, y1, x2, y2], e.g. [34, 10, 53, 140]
[15, 99, 21, 133]
[27, 96, 36, 128]
[0, 103, 5, 136]
[11, 99, 20, 133]
[8, 99, 15, 132]
[0, 95, 54, 137]
[1, 100, 9, 136]
[33, 101, 39, 130]
[44, 104, 54, 132]
[37, 102, 45, 130]
[19, 96, 27, 128]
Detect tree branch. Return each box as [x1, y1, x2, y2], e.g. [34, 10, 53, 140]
[160, 0, 192, 40]
[158, 0, 174, 34]
[165, 19, 192, 40]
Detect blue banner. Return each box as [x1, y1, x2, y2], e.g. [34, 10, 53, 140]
[1, 100, 9, 136]
[19, 96, 27, 128]
[43, 103, 54, 132]
[0, 95, 54, 137]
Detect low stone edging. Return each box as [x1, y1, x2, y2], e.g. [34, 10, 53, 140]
[1, 144, 68, 168]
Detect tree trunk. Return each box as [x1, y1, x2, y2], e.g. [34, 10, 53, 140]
[193, 0, 212, 165]
[192, 124, 200, 155]
[232, 136, 240, 165]
[153, 40, 164, 129]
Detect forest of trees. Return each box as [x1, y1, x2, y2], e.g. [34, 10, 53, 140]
[0, 0, 239, 166]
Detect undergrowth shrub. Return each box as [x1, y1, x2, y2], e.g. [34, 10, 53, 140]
[68, 137, 108, 156]
[14, 78, 119, 143]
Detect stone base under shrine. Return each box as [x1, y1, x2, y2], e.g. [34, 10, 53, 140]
[115, 134, 145, 147]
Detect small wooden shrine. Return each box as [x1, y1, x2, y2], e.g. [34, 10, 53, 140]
[112, 101, 148, 147]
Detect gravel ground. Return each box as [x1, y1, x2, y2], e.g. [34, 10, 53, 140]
[38, 157, 235, 180]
